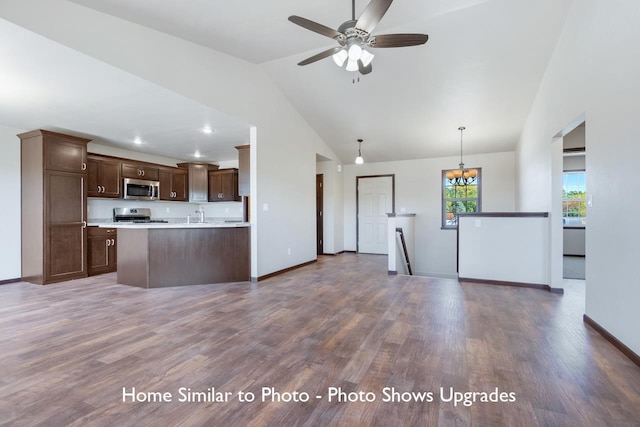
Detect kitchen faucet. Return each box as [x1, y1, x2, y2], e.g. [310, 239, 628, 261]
[195, 208, 205, 223]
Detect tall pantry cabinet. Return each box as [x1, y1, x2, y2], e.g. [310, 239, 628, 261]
[19, 130, 90, 284]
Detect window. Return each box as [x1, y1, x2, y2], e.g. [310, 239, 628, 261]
[442, 168, 481, 229]
[562, 171, 586, 226]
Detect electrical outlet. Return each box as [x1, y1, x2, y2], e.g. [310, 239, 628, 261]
[287, 248, 291, 255]
[166, 207, 170, 213]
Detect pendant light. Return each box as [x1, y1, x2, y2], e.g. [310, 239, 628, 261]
[355, 139, 364, 164]
[446, 126, 477, 185]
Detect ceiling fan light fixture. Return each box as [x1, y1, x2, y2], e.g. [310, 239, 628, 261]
[346, 58, 359, 72]
[348, 43, 363, 60]
[332, 49, 348, 67]
[289, 0, 429, 76]
[360, 49, 374, 67]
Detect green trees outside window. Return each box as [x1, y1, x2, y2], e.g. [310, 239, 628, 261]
[562, 171, 586, 226]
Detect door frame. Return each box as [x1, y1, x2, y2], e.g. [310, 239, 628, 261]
[356, 174, 395, 253]
[316, 174, 323, 255]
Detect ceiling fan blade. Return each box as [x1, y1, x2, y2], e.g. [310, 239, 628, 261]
[298, 47, 343, 66]
[358, 60, 373, 75]
[288, 15, 342, 39]
[369, 33, 429, 48]
[356, 0, 394, 34]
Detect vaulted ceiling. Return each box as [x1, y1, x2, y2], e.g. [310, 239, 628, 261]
[1, 0, 574, 163]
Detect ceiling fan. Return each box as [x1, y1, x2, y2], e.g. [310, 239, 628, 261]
[288, 0, 429, 75]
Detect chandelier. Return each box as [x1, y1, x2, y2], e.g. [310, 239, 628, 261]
[446, 126, 477, 186]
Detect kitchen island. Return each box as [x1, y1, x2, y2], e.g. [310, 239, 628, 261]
[100, 222, 250, 288]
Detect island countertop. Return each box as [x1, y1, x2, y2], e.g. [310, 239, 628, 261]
[116, 225, 250, 288]
[90, 222, 249, 229]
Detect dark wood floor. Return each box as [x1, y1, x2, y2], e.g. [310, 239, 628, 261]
[1, 254, 639, 426]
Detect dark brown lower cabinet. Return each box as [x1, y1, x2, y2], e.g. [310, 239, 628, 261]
[88, 227, 117, 276]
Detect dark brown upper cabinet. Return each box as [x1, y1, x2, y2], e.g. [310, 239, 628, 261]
[177, 162, 219, 203]
[159, 167, 188, 201]
[121, 162, 159, 181]
[208, 168, 240, 202]
[19, 129, 90, 285]
[87, 154, 122, 198]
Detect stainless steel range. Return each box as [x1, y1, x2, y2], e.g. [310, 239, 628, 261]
[113, 207, 168, 223]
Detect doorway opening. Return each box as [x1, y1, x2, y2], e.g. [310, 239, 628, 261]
[356, 175, 395, 254]
[562, 123, 586, 280]
[316, 174, 323, 255]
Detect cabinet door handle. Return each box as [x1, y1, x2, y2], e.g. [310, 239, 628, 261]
[82, 162, 87, 171]
[106, 239, 111, 247]
[101, 186, 105, 193]
[97, 185, 101, 192]
[111, 239, 115, 245]
[82, 221, 87, 228]
[141, 170, 145, 177]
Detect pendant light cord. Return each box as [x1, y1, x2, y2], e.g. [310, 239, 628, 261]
[352, 0, 356, 20]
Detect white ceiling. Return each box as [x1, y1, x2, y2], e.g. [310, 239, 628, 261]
[1, 0, 575, 164]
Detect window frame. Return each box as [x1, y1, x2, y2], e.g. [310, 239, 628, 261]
[562, 169, 586, 227]
[441, 168, 482, 230]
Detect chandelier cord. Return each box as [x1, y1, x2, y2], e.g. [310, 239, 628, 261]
[459, 126, 466, 169]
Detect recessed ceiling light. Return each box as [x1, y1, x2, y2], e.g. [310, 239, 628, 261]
[194, 151, 201, 158]
[202, 127, 215, 134]
[133, 137, 142, 145]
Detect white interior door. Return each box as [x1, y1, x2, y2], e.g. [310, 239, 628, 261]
[358, 176, 393, 254]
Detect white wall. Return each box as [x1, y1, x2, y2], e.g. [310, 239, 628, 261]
[459, 216, 549, 284]
[0, 125, 24, 281]
[0, 0, 340, 278]
[343, 151, 515, 277]
[563, 125, 585, 150]
[516, 0, 640, 354]
[563, 154, 585, 171]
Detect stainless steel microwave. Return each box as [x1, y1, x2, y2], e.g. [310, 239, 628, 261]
[123, 178, 160, 201]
